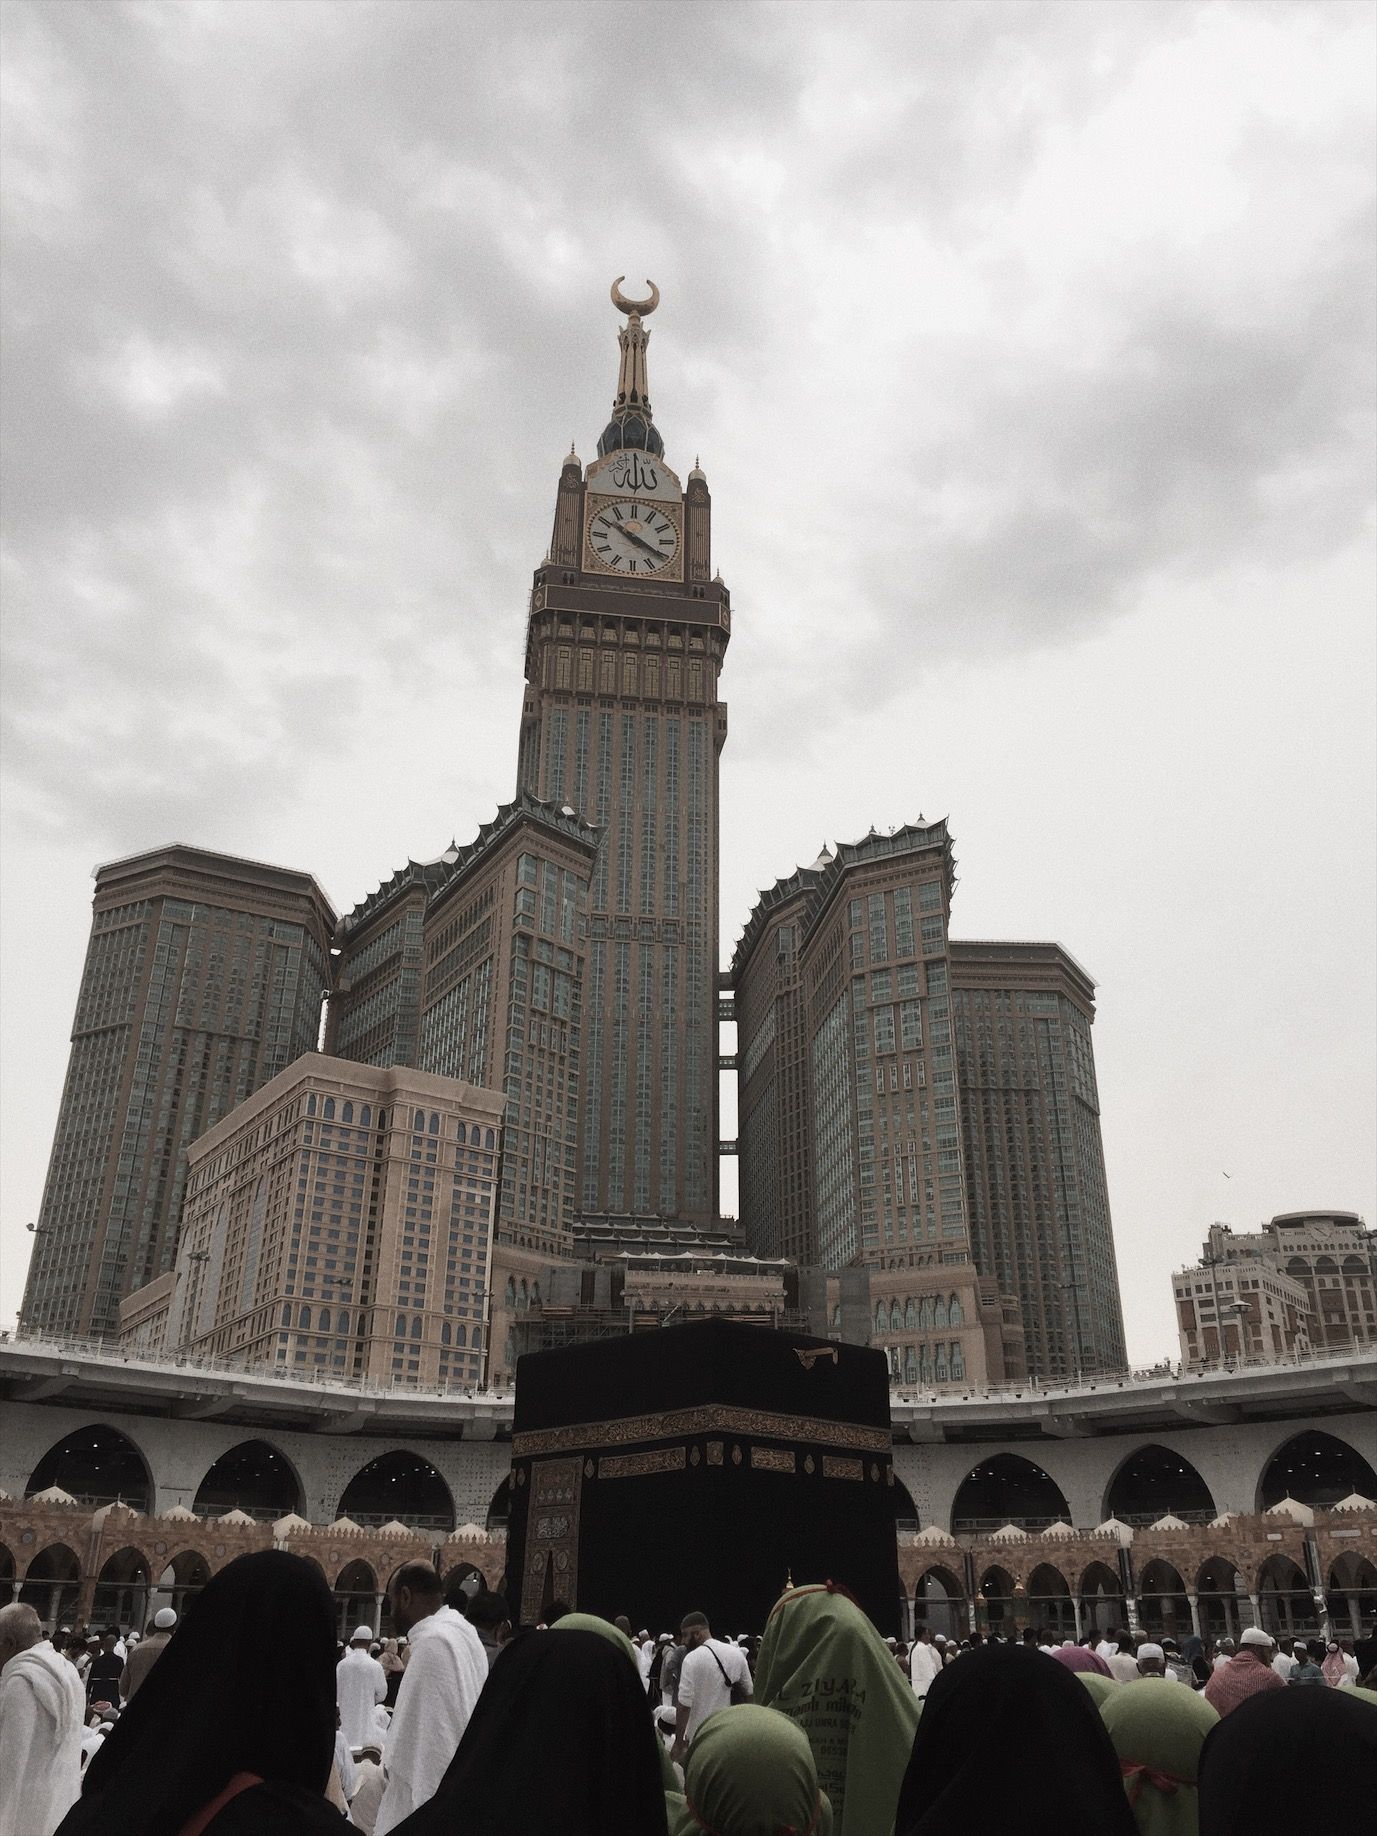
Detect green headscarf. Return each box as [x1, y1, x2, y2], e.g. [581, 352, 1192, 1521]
[667, 1705, 833, 1836]
[753, 1583, 919, 1836]
[1077, 1671, 1121, 1709]
[551, 1612, 639, 1665]
[551, 1614, 678, 1793]
[1100, 1678, 1219, 1836]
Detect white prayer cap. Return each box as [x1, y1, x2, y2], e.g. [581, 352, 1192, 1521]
[1240, 1627, 1274, 1647]
[1136, 1643, 1165, 1662]
[933, 1634, 947, 1644]
[350, 1625, 375, 1642]
[153, 1608, 177, 1630]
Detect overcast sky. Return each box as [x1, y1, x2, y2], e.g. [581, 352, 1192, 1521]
[2, 0, 1373, 1366]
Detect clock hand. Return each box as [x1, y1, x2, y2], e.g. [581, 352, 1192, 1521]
[620, 526, 663, 557]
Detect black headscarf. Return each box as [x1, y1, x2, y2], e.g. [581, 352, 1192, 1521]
[389, 1626, 669, 1836]
[57, 1550, 338, 1836]
[895, 1643, 1138, 1836]
[1198, 1684, 1377, 1834]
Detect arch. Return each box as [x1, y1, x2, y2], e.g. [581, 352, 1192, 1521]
[948, 1294, 963, 1326]
[1137, 1558, 1190, 1639]
[192, 1440, 305, 1521]
[1327, 1553, 1377, 1641]
[951, 1454, 1071, 1534]
[1102, 1443, 1216, 1525]
[486, 1478, 511, 1534]
[1256, 1429, 1377, 1511]
[1026, 1562, 1075, 1639]
[913, 1564, 965, 1639]
[26, 1422, 152, 1511]
[1257, 1552, 1316, 1638]
[92, 1545, 150, 1631]
[1078, 1560, 1125, 1636]
[18, 1542, 81, 1625]
[334, 1558, 380, 1641]
[892, 1476, 919, 1535]
[154, 1549, 210, 1621]
[977, 1564, 1017, 1632]
[904, 1299, 917, 1330]
[1196, 1555, 1247, 1642]
[338, 1450, 455, 1530]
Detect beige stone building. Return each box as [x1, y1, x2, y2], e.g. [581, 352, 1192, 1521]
[1175, 1213, 1375, 1368]
[119, 1055, 504, 1390]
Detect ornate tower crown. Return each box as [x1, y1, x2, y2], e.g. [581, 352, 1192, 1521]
[598, 277, 664, 458]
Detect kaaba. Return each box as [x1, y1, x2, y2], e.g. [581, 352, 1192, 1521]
[502, 1318, 901, 1635]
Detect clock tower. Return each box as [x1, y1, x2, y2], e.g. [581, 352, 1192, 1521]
[517, 280, 729, 1233]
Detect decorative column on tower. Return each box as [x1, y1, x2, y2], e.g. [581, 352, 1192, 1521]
[516, 281, 730, 1235]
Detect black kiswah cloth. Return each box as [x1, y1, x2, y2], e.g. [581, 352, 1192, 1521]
[388, 1625, 669, 1836]
[1197, 1684, 1377, 1835]
[895, 1642, 1139, 1836]
[57, 1549, 340, 1836]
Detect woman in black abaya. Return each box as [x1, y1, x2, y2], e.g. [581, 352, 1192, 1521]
[57, 1548, 340, 1836]
[895, 1642, 1138, 1836]
[1197, 1684, 1377, 1835]
[390, 1625, 669, 1835]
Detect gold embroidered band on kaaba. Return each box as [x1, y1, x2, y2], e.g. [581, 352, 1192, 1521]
[511, 1402, 891, 1459]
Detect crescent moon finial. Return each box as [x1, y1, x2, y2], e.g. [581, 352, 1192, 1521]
[611, 276, 660, 317]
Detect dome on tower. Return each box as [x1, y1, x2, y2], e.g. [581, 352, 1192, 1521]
[597, 412, 664, 459]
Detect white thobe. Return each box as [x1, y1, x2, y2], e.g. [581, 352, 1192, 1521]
[375, 1608, 487, 1835]
[337, 1646, 388, 1749]
[0, 1641, 86, 1836]
[909, 1642, 943, 1695]
[334, 1727, 357, 1798]
[349, 1758, 386, 1834]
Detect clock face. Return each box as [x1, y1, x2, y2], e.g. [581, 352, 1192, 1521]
[586, 501, 680, 576]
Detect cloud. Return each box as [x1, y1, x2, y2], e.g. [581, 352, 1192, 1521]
[0, 0, 1372, 843]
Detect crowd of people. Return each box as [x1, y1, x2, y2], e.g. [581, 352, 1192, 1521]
[1, 1555, 1374, 1835]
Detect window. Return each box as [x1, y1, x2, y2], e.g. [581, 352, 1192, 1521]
[324, 1098, 335, 1120]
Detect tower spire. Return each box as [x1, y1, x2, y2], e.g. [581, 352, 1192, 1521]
[599, 277, 665, 458]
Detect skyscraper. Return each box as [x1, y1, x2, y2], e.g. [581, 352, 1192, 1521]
[22, 845, 335, 1338]
[732, 823, 1028, 1386]
[515, 282, 729, 1233]
[950, 941, 1126, 1380]
[732, 827, 1125, 1383]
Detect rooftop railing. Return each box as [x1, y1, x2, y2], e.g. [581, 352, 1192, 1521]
[3, 1330, 1371, 1408]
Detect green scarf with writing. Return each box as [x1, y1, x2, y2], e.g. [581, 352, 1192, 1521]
[753, 1584, 919, 1836]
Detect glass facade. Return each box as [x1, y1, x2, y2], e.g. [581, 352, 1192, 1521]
[520, 609, 726, 1230]
[951, 958, 1126, 1380]
[23, 851, 334, 1338]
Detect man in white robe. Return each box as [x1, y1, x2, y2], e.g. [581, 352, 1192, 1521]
[375, 1564, 487, 1835]
[0, 1603, 86, 1836]
[909, 1627, 943, 1698]
[337, 1624, 388, 1748]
